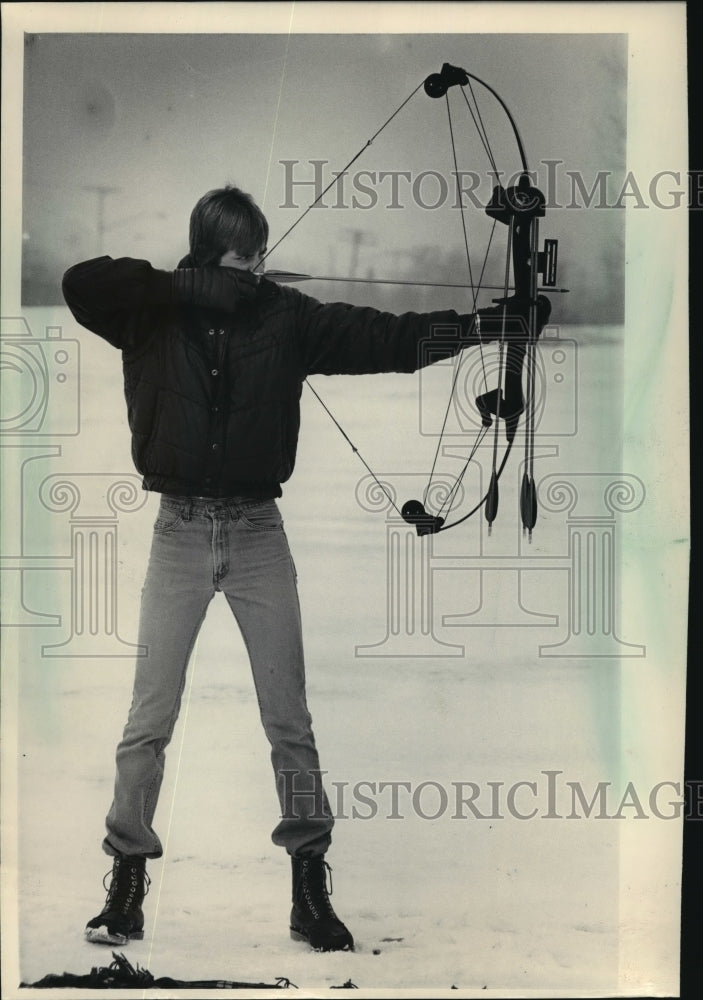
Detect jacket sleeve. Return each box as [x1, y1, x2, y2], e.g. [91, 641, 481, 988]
[294, 292, 481, 376]
[61, 257, 170, 349]
[62, 256, 259, 350]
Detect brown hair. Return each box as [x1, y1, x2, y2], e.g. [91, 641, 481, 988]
[189, 186, 269, 266]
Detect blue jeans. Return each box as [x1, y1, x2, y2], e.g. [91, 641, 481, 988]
[103, 495, 334, 859]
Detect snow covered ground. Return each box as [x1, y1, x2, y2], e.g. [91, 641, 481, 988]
[14, 656, 624, 995]
[3, 322, 686, 998]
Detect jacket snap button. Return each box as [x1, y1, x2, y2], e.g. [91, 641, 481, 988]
[211, 369, 218, 376]
[208, 329, 214, 335]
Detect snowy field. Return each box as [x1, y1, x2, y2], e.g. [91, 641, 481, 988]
[3, 318, 685, 998]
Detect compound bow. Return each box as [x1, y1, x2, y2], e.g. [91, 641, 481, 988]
[263, 62, 562, 539]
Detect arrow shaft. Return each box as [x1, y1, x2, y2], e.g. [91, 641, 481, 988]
[265, 271, 568, 292]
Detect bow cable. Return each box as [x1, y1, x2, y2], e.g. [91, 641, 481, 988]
[461, 79, 501, 181]
[304, 380, 405, 519]
[421, 87, 495, 524]
[422, 79, 517, 532]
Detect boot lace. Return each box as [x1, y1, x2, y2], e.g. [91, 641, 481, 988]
[102, 857, 150, 916]
[300, 858, 337, 921]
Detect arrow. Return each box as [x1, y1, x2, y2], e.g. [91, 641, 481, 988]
[263, 269, 569, 292]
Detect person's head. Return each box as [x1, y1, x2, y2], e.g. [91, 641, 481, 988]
[189, 185, 268, 269]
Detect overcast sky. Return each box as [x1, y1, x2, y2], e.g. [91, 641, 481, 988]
[21, 31, 626, 320]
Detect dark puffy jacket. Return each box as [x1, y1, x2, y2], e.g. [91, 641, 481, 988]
[62, 256, 480, 498]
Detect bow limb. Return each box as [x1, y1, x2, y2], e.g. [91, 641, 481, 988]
[426, 435, 517, 536]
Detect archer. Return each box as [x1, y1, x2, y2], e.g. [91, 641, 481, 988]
[62, 184, 549, 952]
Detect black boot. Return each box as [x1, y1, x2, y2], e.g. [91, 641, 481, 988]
[290, 856, 354, 952]
[85, 854, 150, 945]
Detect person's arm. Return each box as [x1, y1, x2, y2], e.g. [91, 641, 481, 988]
[62, 256, 259, 349]
[294, 290, 549, 377]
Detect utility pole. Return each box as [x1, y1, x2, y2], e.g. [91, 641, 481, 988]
[84, 184, 120, 256]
